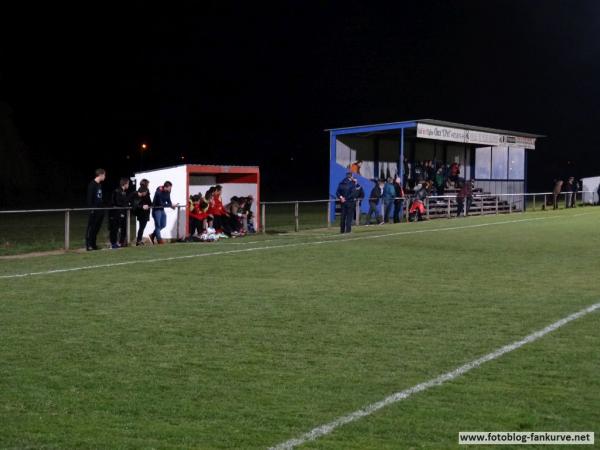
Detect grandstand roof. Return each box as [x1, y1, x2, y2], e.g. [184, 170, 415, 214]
[326, 119, 545, 138]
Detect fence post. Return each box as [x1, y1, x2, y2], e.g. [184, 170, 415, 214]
[480, 195, 484, 216]
[355, 199, 360, 225]
[126, 209, 131, 245]
[261, 203, 266, 234]
[495, 196, 499, 215]
[426, 197, 430, 220]
[509, 197, 512, 213]
[294, 201, 299, 232]
[175, 206, 181, 241]
[447, 196, 451, 218]
[326, 200, 331, 228]
[532, 194, 535, 211]
[64, 210, 70, 250]
[543, 194, 547, 211]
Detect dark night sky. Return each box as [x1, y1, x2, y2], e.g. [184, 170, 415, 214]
[1, 1, 599, 205]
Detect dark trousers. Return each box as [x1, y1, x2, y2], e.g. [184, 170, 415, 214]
[136, 217, 149, 242]
[86, 210, 104, 248]
[340, 202, 354, 233]
[553, 194, 559, 210]
[189, 217, 203, 236]
[365, 201, 381, 224]
[457, 197, 472, 217]
[109, 213, 127, 245]
[213, 215, 233, 235]
[383, 199, 394, 223]
[393, 199, 404, 223]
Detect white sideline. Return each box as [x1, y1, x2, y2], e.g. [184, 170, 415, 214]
[269, 301, 600, 450]
[0, 214, 580, 280]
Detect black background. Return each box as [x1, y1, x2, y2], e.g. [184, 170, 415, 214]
[1, 1, 599, 206]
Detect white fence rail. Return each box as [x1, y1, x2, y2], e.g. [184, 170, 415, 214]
[0, 191, 597, 252]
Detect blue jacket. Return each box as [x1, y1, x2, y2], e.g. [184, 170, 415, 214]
[382, 183, 396, 201]
[336, 177, 357, 202]
[153, 187, 173, 208]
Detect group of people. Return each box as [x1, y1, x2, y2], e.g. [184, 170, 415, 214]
[188, 188, 254, 241]
[335, 170, 477, 234]
[350, 158, 462, 195]
[551, 176, 580, 210]
[85, 168, 254, 251]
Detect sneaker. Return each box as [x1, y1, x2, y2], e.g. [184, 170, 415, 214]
[111, 243, 121, 249]
[136, 241, 145, 246]
[149, 233, 156, 244]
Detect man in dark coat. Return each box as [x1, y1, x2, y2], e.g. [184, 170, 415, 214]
[365, 179, 384, 225]
[85, 168, 106, 251]
[133, 179, 152, 245]
[109, 177, 133, 248]
[336, 172, 358, 234]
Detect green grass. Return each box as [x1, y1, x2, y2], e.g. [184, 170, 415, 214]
[1, 208, 599, 449]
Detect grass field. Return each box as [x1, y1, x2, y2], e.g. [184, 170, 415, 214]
[1, 208, 599, 449]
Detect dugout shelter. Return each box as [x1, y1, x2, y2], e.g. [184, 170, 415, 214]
[134, 164, 260, 240]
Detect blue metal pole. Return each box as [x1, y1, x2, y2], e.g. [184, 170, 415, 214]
[399, 128, 405, 182]
[329, 132, 337, 223]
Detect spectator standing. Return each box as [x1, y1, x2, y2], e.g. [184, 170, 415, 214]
[150, 181, 179, 244]
[434, 167, 445, 196]
[552, 179, 563, 210]
[353, 178, 365, 224]
[393, 176, 405, 223]
[85, 168, 106, 251]
[449, 162, 460, 182]
[109, 177, 132, 248]
[571, 178, 579, 208]
[365, 179, 384, 225]
[564, 177, 575, 208]
[456, 179, 474, 217]
[336, 172, 357, 233]
[382, 177, 396, 224]
[133, 179, 152, 246]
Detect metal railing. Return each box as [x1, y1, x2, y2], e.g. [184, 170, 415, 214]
[259, 190, 598, 233]
[0, 191, 597, 253]
[0, 205, 184, 252]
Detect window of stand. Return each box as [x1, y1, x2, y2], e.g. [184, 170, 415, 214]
[475, 146, 525, 180]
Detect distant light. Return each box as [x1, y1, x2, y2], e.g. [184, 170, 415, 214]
[141, 143, 148, 150]
[180, 155, 185, 160]
[126, 155, 130, 160]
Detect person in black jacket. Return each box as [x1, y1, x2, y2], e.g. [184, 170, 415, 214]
[109, 177, 132, 248]
[336, 172, 358, 233]
[393, 176, 405, 223]
[133, 179, 152, 246]
[85, 168, 106, 251]
[365, 179, 384, 225]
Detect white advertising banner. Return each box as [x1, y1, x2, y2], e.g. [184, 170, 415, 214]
[416, 123, 536, 149]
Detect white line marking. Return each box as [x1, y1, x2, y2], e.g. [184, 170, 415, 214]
[0, 215, 566, 280]
[269, 301, 600, 450]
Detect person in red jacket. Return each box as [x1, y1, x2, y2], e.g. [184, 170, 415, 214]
[188, 194, 211, 240]
[210, 185, 232, 235]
